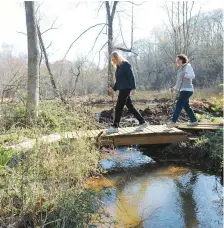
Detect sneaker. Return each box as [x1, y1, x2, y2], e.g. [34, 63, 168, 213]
[135, 122, 148, 131]
[187, 121, 198, 126]
[106, 127, 119, 134]
[166, 121, 177, 129]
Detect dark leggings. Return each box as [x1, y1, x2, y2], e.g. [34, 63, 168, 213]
[172, 91, 197, 123]
[113, 89, 145, 127]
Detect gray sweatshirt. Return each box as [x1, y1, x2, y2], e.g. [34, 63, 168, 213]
[173, 63, 195, 92]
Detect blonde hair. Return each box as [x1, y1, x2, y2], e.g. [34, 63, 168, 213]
[110, 51, 128, 67]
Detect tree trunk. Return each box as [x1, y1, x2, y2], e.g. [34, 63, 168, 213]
[106, 2, 114, 88]
[105, 1, 118, 119]
[37, 25, 66, 103]
[25, 1, 39, 123]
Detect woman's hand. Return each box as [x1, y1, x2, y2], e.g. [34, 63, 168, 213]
[108, 87, 113, 93]
[170, 88, 174, 93]
[131, 90, 135, 96]
[182, 71, 190, 80]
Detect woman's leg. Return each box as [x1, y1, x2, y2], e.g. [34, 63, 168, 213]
[113, 89, 130, 127]
[183, 97, 197, 122]
[126, 95, 145, 124]
[172, 91, 193, 123]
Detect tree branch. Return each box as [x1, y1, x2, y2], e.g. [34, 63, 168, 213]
[17, 31, 27, 36]
[62, 23, 107, 61]
[88, 24, 106, 55]
[114, 47, 138, 55]
[97, 1, 104, 15]
[118, 12, 128, 49]
[46, 42, 52, 50]
[111, 1, 118, 20]
[41, 17, 62, 35]
[36, 1, 44, 13]
[69, 65, 81, 96]
[127, 1, 146, 6]
[97, 41, 108, 69]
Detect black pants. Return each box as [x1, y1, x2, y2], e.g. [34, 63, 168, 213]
[113, 89, 145, 127]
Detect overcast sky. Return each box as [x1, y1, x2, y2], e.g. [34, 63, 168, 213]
[0, 0, 223, 63]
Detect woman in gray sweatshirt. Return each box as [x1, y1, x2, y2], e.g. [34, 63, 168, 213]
[166, 54, 198, 128]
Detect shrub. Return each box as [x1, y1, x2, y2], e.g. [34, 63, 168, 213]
[194, 130, 223, 169]
[0, 100, 102, 227]
[0, 139, 100, 227]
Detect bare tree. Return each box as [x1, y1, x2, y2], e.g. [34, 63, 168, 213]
[105, 1, 118, 88]
[105, 1, 139, 87]
[37, 25, 66, 103]
[69, 65, 81, 97]
[25, 1, 39, 122]
[162, 2, 199, 58]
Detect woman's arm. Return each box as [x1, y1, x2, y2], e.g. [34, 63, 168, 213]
[183, 64, 195, 79]
[125, 63, 136, 90]
[112, 83, 117, 91]
[173, 75, 182, 91]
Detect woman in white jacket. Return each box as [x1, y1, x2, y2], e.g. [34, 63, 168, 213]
[167, 54, 198, 128]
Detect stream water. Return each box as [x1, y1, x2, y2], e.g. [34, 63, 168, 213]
[88, 147, 223, 228]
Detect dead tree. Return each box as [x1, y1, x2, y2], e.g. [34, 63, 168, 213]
[163, 2, 199, 58]
[69, 65, 81, 97]
[105, 1, 138, 87]
[37, 25, 66, 103]
[105, 1, 118, 88]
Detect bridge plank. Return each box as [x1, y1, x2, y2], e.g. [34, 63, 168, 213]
[112, 134, 187, 146]
[63, 131, 79, 139]
[11, 123, 221, 150]
[146, 125, 164, 133]
[117, 128, 128, 135]
[145, 126, 157, 133]
[152, 125, 182, 134]
[177, 123, 222, 131]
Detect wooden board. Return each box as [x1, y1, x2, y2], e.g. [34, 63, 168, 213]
[8, 124, 212, 150]
[106, 134, 187, 146]
[177, 123, 223, 131]
[98, 125, 187, 146]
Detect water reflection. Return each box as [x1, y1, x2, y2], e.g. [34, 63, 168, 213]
[97, 148, 223, 227]
[100, 147, 154, 170]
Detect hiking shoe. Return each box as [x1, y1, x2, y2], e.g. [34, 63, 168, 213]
[135, 122, 148, 131]
[187, 121, 198, 126]
[166, 121, 177, 129]
[106, 127, 119, 134]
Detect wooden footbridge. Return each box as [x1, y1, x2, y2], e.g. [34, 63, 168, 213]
[7, 123, 222, 150]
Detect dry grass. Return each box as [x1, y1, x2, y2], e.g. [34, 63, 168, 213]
[70, 88, 222, 104]
[0, 101, 106, 227]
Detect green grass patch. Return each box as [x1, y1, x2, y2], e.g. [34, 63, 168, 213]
[0, 100, 99, 145]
